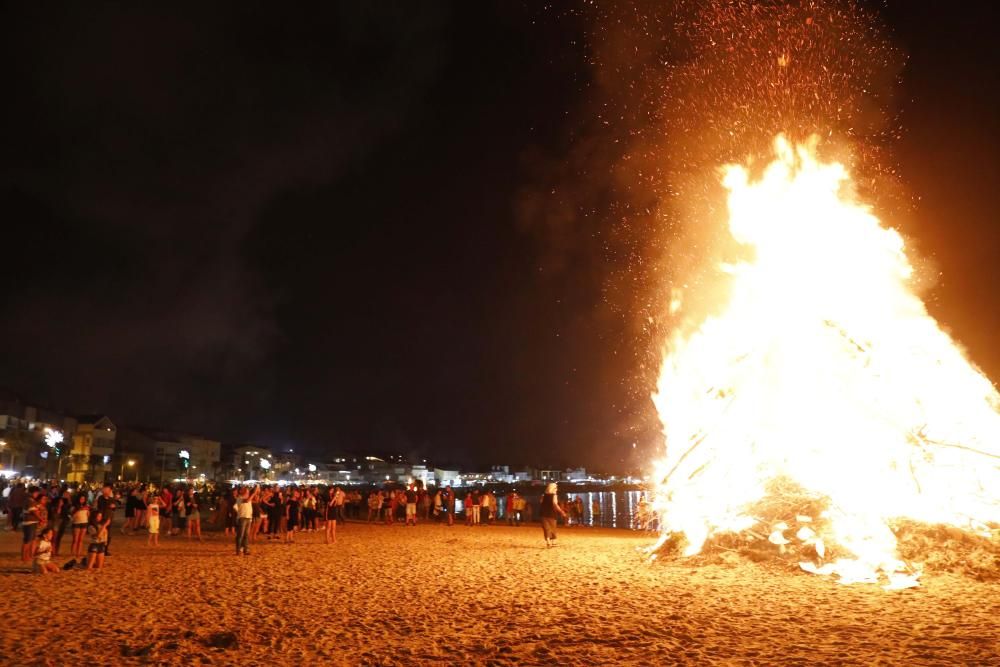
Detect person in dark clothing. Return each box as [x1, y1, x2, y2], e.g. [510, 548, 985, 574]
[94, 484, 119, 557]
[444, 486, 456, 526]
[285, 490, 300, 543]
[53, 487, 72, 556]
[404, 486, 418, 526]
[539, 482, 567, 548]
[8, 483, 26, 529]
[270, 489, 285, 540]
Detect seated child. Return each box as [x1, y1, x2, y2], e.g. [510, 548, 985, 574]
[34, 527, 61, 574]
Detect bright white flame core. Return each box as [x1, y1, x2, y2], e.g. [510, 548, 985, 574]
[652, 135, 1000, 584]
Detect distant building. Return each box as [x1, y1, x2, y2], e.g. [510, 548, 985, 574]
[310, 462, 353, 485]
[182, 435, 222, 481]
[68, 415, 116, 483]
[0, 393, 32, 473]
[459, 471, 491, 486]
[271, 449, 302, 479]
[0, 393, 77, 479]
[409, 464, 433, 488]
[434, 468, 462, 487]
[221, 444, 273, 481]
[120, 427, 221, 483]
[488, 465, 514, 483]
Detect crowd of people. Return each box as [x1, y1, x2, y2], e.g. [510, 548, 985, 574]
[2, 477, 645, 572]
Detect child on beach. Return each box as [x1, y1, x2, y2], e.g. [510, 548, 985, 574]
[86, 511, 110, 570]
[147, 494, 162, 546]
[34, 527, 61, 574]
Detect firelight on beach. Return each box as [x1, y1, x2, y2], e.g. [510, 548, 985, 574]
[650, 135, 1000, 587]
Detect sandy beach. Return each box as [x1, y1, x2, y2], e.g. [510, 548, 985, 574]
[1, 521, 997, 666]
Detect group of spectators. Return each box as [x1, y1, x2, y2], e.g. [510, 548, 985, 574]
[2, 477, 620, 570]
[3, 480, 121, 572]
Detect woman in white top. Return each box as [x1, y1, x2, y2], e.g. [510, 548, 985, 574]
[70, 494, 90, 560]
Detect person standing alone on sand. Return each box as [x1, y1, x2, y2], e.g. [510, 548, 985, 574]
[540, 482, 567, 548]
[235, 487, 253, 555]
[507, 491, 521, 526]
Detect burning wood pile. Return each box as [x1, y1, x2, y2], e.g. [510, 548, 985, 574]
[653, 477, 1000, 586]
[648, 137, 1000, 590]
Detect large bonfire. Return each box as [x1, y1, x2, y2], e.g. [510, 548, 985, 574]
[649, 134, 1000, 588]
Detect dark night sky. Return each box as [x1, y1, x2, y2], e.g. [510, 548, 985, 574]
[2, 2, 997, 470]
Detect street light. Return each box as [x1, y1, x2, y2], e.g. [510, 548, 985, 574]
[121, 459, 136, 481]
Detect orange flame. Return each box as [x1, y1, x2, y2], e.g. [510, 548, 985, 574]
[651, 135, 1000, 588]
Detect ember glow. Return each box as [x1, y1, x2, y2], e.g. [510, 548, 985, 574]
[650, 135, 1000, 587]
